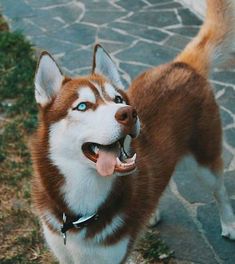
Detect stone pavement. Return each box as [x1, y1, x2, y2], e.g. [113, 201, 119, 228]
[1, 0, 235, 263]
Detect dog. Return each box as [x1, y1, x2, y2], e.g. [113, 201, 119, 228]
[31, 0, 235, 263]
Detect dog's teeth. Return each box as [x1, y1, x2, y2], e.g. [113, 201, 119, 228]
[116, 157, 122, 166]
[131, 153, 136, 161]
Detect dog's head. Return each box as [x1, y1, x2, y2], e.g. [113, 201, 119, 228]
[34, 45, 140, 178]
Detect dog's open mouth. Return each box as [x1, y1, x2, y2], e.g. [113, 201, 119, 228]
[82, 137, 136, 177]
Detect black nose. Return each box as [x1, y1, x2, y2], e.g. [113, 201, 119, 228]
[115, 106, 137, 128]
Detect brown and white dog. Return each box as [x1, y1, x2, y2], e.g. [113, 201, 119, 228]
[32, 0, 235, 263]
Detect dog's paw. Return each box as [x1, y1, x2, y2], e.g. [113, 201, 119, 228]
[221, 221, 235, 240]
[148, 209, 161, 227]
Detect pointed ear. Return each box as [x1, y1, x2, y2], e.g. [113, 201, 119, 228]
[34, 51, 64, 106]
[92, 44, 124, 89]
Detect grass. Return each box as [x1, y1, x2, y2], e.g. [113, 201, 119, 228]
[0, 15, 55, 263]
[0, 14, 173, 264]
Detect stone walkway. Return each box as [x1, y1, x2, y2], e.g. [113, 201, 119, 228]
[1, 0, 235, 263]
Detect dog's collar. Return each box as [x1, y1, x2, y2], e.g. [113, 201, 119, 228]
[60, 212, 99, 245]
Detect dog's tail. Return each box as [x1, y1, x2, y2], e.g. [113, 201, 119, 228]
[175, 0, 235, 77]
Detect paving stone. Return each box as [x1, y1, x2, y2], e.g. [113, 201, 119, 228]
[30, 36, 78, 55]
[110, 21, 169, 42]
[165, 34, 191, 51]
[125, 10, 179, 28]
[224, 171, 235, 197]
[29, 15, 65, 32]
[178, 8, 202, 26]
[98, 42, 129, 53]
[173, 156, 214, 204]
[59, 49, 93, 71]
[50, 23, 97, 46]
[33, 2, 84, 24]
[217, 86, 235, 114]
[212, 71, 235, 86]
[120, 63, 149, 79]
[24, 0, 69, 8]
[220, 107, 234, 126]
[223, 148, 234, 168]
[197, 201, 235, 264]
[147, 0, 175, 4]
[11, 18, 45, 36]
[157, 188, 218, 264]
[116, 41, 177, 66]
[84, 2, 121, 11]
[145, 2, 182, 10]
[167, 26, 200, 38]
[224, 128, 235, 148]
[0, 0, 33, 19]
[82, 11, 127, 25]
[115, 0, 147, 10]
[98, 27, 136, 43]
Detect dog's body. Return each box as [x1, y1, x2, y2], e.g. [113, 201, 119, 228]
[32, 0, 235, 263]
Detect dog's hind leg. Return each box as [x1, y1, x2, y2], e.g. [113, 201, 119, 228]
[149, 208, 161, 227]
[196, 157, 235, 240]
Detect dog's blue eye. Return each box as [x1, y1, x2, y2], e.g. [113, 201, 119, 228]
[114, 95, 123, 104]
[76, 102, 87, 111]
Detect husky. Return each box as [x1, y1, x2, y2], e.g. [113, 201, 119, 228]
[32, 0, 235, 263]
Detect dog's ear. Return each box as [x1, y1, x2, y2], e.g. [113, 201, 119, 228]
[92, 44, 124, 89]
[34, 51, 64, 106]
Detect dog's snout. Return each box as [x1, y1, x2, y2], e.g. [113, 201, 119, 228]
[115, 106, 137, 127]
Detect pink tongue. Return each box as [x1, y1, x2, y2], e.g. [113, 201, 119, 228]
[96, 149, 117, 177]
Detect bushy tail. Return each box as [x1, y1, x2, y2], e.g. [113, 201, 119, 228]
[175, 0, 235, 77]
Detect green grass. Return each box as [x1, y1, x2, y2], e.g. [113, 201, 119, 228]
[0, 15, 55, 263]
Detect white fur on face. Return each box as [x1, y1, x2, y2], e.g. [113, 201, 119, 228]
[48, 83, 139, 215]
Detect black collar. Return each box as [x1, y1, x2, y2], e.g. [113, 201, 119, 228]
[61, 212, 99, 245]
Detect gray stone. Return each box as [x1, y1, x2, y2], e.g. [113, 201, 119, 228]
[33, 2, 84, 25]
[165, 34, 191, 51]
[11, 18, 45, 36]
[84, 2, 121, 11]
[125, 10, 179, 28]
[220, 108, 234, 126]
[31, 36, 78, 55]
[223, 148, 233, 168]
[157, 188, 218, 264]
[115, 41, 177, 66]
[82, 11, 127, 25]
[217, 86, 235, 114]
[167, 26, 200, 38]
[24, 0, 69, 8]
[98, 27, 136, 43]
[212, 71, 235, 86]
[110, 21, 169, 42]
[178, 8, 202, 26]
[197, 201, 235, 264]
[173, 157, 213, 204]
[120, 63, 149, 79]
[0, 0, 33, 19]
[98, 42, 129, 53]
[147, 0, 175, 4]
[225, 128, 235, 148]
[224, 171, 235, 197]
[145, 2, 182, 10]
[51, 23, 97, 46]
[115, 0, 147, 10]
[59, 48, 93, 71]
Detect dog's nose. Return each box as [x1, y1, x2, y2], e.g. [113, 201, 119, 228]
[115, 106, 137, 127]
